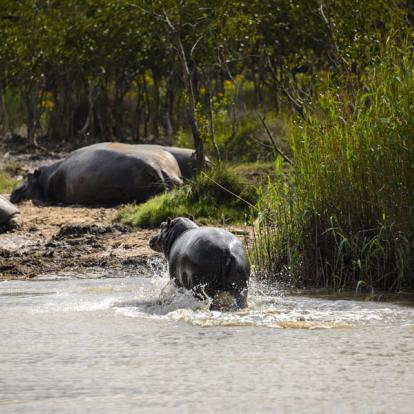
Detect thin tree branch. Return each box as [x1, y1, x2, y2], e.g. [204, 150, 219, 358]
[256, 112, 293, 165]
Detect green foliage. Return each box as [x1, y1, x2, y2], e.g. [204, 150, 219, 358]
[0, 169, 19, 194]
[115, 191, 188, 228]
[0, 0, 410, 147]
[254, 40, 414, 291]
[115, 164, 258, 228]
[232, 161, 278, 184]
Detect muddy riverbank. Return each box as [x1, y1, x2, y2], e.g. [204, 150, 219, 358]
[0, 201, 160, 279]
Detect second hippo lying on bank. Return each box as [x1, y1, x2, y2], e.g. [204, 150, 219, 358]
[10, 143, 183, 205]
[149, 217, 250, 310]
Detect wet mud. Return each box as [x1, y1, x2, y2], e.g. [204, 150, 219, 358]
[0, 201, 161, 279]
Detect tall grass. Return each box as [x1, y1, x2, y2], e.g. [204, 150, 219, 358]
[253, 40, 414, 291]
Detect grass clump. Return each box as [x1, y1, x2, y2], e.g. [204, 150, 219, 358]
[253, 40, 414, 292]
[0, 165, 20, 194]
[115, 164, 258, 228]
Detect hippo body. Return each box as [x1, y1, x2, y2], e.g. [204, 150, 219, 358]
[10, 143, 183, 205]
[0, 195, 20, 231]
[130, 145, 205, 178]
[147, 146, 198, 179]
[80, 143, 201, 179]
[162, 147, 197, 178]
[150, 217, 250, 309]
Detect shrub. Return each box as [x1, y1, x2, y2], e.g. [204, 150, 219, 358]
[115, 164, 258, 228]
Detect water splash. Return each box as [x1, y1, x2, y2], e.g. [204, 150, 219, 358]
[2, 267, 413, 329]
[113, 272, 414, 329]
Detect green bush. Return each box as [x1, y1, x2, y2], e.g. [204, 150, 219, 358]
[253, 40, 414, 292]
[115, 164, 258, 228]
[0, 168, 20, 194]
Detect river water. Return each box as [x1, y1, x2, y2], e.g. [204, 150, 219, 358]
[1, 264, 413, 414]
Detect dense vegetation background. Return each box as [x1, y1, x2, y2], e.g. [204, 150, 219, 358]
[1, 0, 413, 292]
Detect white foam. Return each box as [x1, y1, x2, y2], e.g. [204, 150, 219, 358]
[3, 273, 414, 329]
[113, 278, 414, 329]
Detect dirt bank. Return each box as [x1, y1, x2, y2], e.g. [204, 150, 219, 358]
[0, 201, 162, 279]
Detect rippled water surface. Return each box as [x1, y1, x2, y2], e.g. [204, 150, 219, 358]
[1, 267, 413, 414]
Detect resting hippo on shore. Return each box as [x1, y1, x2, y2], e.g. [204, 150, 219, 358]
[74, 143, 207, 179]
[149, 217, 250, 309]
[0, 195, 20, 232]
[10, 143, 183, 205]
[141, 146, 202, 178]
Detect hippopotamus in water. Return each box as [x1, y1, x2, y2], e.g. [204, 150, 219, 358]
[149, 217, 250, 309]
[10, 143, 183, 205]
[0, 195, 20, 232]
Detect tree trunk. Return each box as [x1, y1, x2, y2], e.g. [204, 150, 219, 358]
[151, 70, 160, 141]
[79, 80, 97, 143]
[173, 31, 205, 171]
[206, 82, 220, 160]
[99, 83, 113, 141]
[142, 74, 150, 139]
[22, 85, 39, 149]
[164, 75, 175, 143]
[252, 69, 263, 106]
[114, 78, 131, 140]
[0, 84, 7, 129]
[133, 79, 143, 143]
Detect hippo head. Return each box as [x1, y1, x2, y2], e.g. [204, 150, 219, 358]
[149, 217, 198, 256]
[10, 169, 42, 204]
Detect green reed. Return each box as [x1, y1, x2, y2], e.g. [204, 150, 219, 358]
[253, 39, 414, 291]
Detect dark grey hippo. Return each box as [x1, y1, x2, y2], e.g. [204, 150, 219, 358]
[162, 147, 198, 178]
[0, 195, 20, 232]
[147, 146, 199, 179]
[149, 217, 250, 310]
[10, 143, 183, 205]
[71, 143, 205, 178]
[137, 145, 210, 178]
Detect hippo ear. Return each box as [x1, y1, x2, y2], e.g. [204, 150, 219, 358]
[167, 217, 172, 226]
[33, 169, 41, 178]
[188, 215, 194, 222]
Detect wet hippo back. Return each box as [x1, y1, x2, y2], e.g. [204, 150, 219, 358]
[149, 217, 250, 308]
[169, 227, 249, 299]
